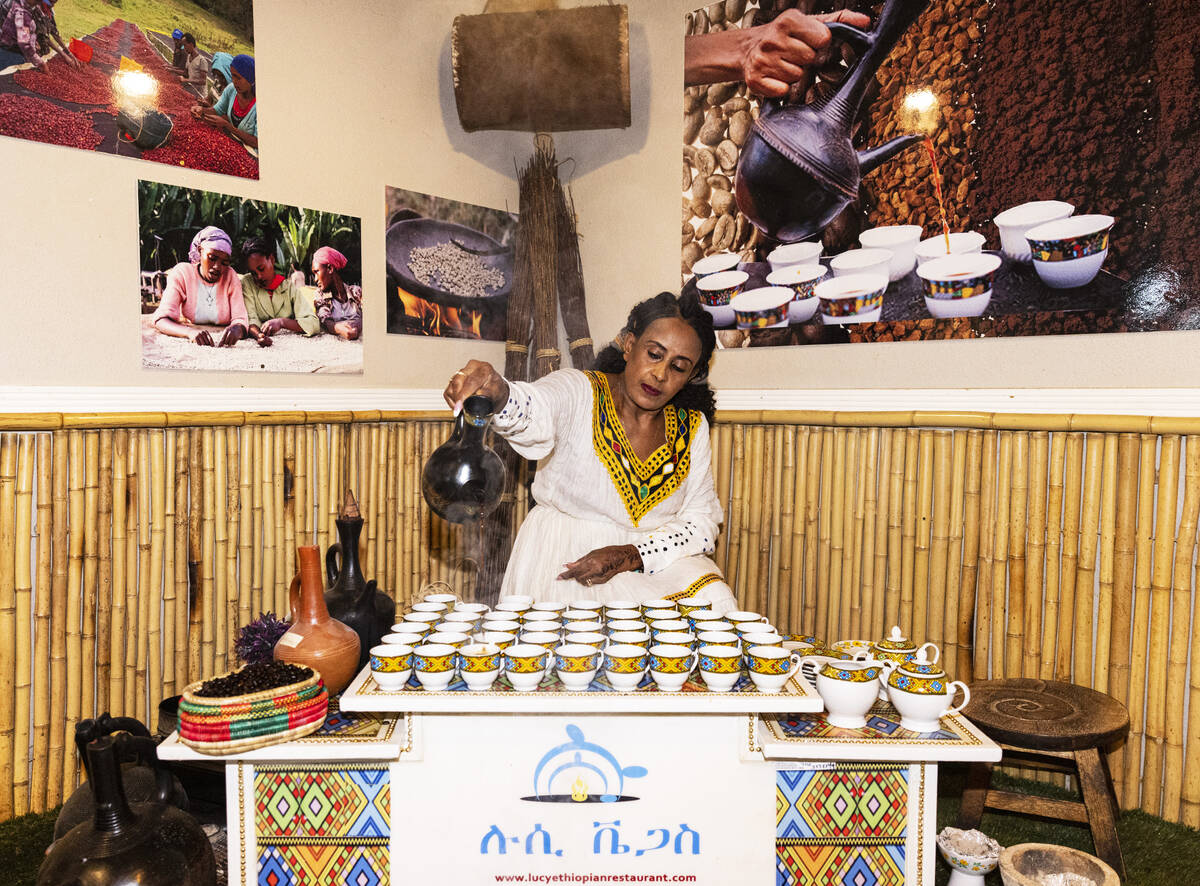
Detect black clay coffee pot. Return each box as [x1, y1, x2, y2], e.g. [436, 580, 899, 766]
[734, 0, 932, 243]
[325, 490, 396, 668]
[422, 395, 506, 524]
[38, 734, 216, 886]
[54, 715, 189, 840]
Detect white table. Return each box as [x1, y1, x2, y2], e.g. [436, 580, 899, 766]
[160, 670, 998, 884]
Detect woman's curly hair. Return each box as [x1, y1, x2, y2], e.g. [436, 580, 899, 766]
[591, 291, 717, 423]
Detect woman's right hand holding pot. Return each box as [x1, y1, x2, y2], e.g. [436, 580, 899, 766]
[443, 359, 509, 415]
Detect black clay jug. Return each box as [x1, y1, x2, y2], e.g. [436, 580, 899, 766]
[326, 490, 396, 668]
[54, 714, 189, 840]
[38, 734, 216, 886]
[422, 395, 506, 523]
[734, 0, 932, 243]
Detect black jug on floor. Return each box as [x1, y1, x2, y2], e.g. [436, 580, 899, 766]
[325, 490, 395, 669]
[422, 395, 506, 524]
[54, 714, 189, 840]
[38, 734, 216, 886]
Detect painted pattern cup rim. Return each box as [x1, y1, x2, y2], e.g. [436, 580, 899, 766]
[731, 285, 794, 313]
[766, 265, 827, 288]
[1024, 213, 1115, 244]
[993, 199, 1074, 227]
[916, 252, 1001, 283]
[696, 269, 748, 291]
[815, 272, 888, 302]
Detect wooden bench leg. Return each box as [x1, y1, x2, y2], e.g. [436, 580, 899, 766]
[1075, 746, 1126, 881]
[956, 761, 993, 830]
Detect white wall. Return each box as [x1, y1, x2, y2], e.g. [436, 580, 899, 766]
[2, 0, 1198, 404]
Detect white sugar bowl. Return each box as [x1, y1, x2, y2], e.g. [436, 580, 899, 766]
[882, 650, 969, 733]
[801, 656, 885, 729]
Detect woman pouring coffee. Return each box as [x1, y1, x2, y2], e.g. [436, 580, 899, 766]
[443, 291, 736, 613]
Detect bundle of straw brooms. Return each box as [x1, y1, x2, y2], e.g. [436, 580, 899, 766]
[474, 136, 595, 600]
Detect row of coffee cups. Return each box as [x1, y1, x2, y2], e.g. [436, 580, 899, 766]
[369, 639, 804, 694]
[368, 592, 805, 693]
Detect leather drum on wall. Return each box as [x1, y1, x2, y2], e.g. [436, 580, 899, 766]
[451, 3, 631, 132]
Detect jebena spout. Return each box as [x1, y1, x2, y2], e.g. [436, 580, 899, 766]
[857, 133, 924, 177]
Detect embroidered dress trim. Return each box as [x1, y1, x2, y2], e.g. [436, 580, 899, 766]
[667, 573, 724, 601]
[587, 370, 698, 527]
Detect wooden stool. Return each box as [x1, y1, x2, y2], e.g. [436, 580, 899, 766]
[956, 678, 1129, 881]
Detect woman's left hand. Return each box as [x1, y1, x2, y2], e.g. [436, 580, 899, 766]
[558, 545, 643, 587]
[217, 324, 246, 347]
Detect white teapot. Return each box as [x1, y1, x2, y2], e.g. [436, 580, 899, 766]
[868, 625, 940, 666]
[864, 625, 940, 699]
[881, 650, 969, 733]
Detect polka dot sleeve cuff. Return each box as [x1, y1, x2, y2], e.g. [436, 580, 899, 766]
[492, 382, 533, 434]
[635, 521, 716, 575]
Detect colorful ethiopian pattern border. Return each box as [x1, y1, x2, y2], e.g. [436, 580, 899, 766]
[776, 764, 908, 886]
[293, 698, 399, 743]
[250, 764, 391, 886]
[587, 370, 698, 527]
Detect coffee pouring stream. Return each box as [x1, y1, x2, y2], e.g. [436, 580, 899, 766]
[734, 0, 933, 243]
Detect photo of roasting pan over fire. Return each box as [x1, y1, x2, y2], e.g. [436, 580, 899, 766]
[384, 186, 517, 342]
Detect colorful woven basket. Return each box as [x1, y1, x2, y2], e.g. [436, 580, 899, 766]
[178, 668, 328, 755]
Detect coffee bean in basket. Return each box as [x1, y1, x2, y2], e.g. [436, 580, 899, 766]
[193, 661, 314, 697]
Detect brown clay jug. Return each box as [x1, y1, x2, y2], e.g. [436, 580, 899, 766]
[274, 545, 361, 695]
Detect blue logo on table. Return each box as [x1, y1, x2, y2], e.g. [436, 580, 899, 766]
[523, 724, 647, 803]
[479, 726, 700, 857]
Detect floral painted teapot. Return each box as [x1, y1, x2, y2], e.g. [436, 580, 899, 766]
[862, 626, 939, 699]
[881, 650, 970, 733]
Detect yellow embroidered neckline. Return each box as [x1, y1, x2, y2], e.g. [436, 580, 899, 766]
[586, 371, 697, 527]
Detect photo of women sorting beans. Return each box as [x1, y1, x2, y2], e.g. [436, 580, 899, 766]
[138, 180, 363, 374]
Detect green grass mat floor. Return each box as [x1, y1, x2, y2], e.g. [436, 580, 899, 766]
[934, 764, 1199, 885]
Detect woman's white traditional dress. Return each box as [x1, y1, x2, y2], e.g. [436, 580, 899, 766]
[493, 368, 736, 614]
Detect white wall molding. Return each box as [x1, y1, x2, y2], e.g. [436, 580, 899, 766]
[4, 386, 1200, 416]
[713, 388, 1200, 416]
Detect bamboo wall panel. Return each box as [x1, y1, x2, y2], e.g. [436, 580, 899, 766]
[0, 411, 1199, 827]
[0, 419, 485, 816]
[0, 435, 17, 818]
[701, 416, 1200, 823]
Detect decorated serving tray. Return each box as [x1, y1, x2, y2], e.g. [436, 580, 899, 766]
[752, 701, 1002, 763]
[338, 663, 822, 714]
